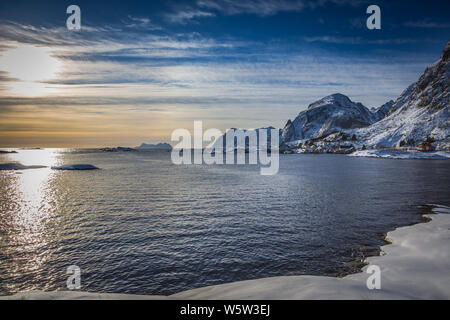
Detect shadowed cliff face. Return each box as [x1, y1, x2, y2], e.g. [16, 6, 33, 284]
[411, 41, 449, 112]
[393, 40, 449, 114]
[356, 41, 449, 149]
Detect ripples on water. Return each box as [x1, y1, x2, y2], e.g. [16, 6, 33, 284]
[0, 149, 449, 295]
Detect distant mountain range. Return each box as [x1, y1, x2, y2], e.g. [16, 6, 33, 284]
[136, 143, 172, 150]
[100, 142, 172, 152]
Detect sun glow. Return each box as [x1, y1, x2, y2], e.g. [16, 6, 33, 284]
[0, 45, 61, 96]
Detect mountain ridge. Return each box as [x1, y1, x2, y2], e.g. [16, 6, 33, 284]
[355, 41, 449, 149]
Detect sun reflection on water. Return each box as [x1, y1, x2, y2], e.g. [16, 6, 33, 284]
[1, 149, 61, 292]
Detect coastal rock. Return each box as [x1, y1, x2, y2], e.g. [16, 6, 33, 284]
[0, 163, 46, 170]
[100, 147, 136, 152]
[51, 164, 99, 170]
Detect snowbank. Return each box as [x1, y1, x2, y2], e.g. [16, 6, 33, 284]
[1, 205, 449, 300]
[51, 164, 99, 170]
[349, 149, 450, 159]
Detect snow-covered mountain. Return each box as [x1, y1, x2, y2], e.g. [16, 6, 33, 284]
[281, 93, 376, 143]
[281, 41, 449, 152]
[356, 41, 449, 149]
[212, 127, 282, 152]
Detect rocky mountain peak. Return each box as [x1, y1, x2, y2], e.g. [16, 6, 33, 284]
[282, 93, 375, 142]
[307, 93, 353, 110]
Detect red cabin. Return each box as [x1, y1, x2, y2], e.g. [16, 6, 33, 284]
[416, 142, 435, 152]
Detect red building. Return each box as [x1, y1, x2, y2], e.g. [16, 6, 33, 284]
[416, 142, 436, 152]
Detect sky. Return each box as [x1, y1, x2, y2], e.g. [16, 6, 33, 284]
[0, 0, 448, 147]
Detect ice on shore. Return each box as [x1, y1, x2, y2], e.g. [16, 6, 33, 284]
[51, 164, 99, 170]
[0, 163, 47, 170]
[1, 205, 449, 300]
[349, 149, 450, 160]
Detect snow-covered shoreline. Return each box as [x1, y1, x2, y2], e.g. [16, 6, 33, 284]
[1, 205, 449, 300]
[349, 149, 450, 159]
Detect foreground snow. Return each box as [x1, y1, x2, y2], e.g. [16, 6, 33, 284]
[349, 150, 450, 159]
[1, 205, 449, 300]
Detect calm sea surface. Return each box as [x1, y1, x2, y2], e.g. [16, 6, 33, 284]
[0, 149, 449, 295]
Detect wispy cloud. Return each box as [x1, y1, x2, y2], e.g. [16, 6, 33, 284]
[165, 9, 215, 24]
[0, 21, 237, 58]
[303, 36, 441, 45]
[403, 19, 450, 28]
[162, 0, 369, 23]
[0, 20, 433, 105]
[196, 0, 305, 16]
[122, 15, 162, 30]
[195, 0, 368, 16]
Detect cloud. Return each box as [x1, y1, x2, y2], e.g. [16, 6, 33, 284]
[403, 20, 450, 28]
[303, 36, 441, 45]
[0, 70, 17, 82]
[0, 21, 431, 106]
[195, 0, 368, 17]
[122, 15, 162, 30]
[165, 10, 215, 24]
[196, 0, 306, 16]
[349, 17, 365, 29]
[162, 0, 370, 24]
[0, 21, 239, 61]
